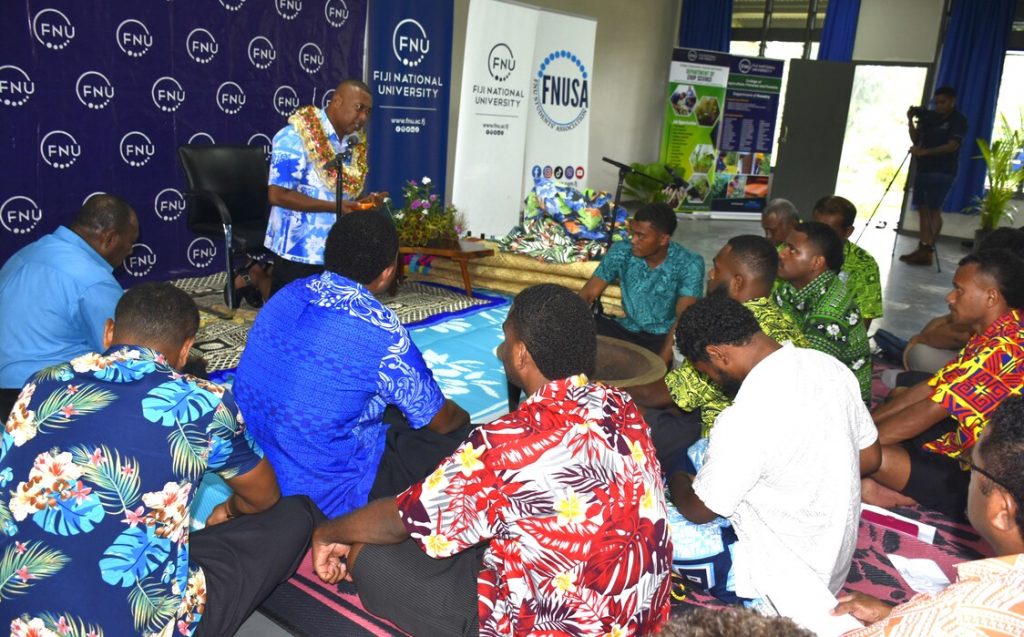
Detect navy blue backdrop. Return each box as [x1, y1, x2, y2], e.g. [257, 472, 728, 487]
[365, 1, 453, 208]
[0, 0, 366, 284]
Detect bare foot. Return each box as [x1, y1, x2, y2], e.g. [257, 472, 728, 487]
[861, 478, 917, 508]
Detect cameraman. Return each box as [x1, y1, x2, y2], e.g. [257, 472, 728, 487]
[901, 86, 968, 266]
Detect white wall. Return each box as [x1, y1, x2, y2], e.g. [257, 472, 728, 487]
[444, 0, 682, 206]
[852, 0, 945, 63]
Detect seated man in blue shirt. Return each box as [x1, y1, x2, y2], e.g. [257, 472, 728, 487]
[234, 210, 471, 518]
[579, 202, 704, 358]
[0, 193, 138, 421]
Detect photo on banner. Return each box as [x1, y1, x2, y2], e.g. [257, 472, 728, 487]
[365, 1, 453, 210]
[452, 0, 538, 238]
[0, 2, 366, 282]
[660, 48, 783, 215]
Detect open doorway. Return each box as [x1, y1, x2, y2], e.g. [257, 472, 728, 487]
[836, 64, 928, 284]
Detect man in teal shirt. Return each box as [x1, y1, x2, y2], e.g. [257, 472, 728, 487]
[0, 194, 138, 420]
[579, 202, 704, 355]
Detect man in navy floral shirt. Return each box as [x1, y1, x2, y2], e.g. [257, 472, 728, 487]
[2, 283, 318, 636]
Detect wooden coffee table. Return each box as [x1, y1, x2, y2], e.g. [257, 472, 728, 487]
[399, 240, 495, 298]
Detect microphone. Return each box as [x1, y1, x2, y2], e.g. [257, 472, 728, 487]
[664, 164, 688, 189]
[602, 156, 632, 172]
[325, 134, 360, 170]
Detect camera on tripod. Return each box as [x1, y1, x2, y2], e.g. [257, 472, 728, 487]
[907, 106, 936, 124]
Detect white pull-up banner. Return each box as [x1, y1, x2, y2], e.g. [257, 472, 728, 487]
[452, 0, 596, 238]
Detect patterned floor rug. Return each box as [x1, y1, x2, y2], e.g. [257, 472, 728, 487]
[168, 273, 507, 373]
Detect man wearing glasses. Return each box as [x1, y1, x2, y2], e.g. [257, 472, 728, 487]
[833, 396, 1024, 634]
[863, 249, 1024, 518]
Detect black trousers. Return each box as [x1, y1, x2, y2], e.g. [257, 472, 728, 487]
[0, 387, 20, 423]
[269, 256, 325, 297]
[192, 495, 325, 636]
[593, 313, 668, 355]
[644, 406, 703, 472]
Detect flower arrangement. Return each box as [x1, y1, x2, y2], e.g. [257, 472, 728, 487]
[394, 176, 465, 247]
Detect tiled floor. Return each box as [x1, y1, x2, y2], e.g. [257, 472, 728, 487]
[235, 218, 971, 636]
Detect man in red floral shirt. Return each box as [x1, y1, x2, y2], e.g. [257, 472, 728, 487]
[311, 284, 673, 636]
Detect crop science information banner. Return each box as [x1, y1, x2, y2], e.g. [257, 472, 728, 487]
[660, 48, 784, 214]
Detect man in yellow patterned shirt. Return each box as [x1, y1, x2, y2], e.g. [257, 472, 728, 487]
[834, 396, 1024, 636]
[627, 235, 807, 464]
[864, 249, 1024, 518]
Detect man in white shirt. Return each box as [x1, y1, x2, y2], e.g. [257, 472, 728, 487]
[670, 293, 881, 600]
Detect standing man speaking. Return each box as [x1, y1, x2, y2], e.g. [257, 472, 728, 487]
[901, 86, 968, 267]
[266, 78, 388, 294]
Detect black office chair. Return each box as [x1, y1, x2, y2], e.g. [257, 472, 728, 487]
[177, 145, 270, 308]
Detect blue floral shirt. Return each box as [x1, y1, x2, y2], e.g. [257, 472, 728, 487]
[1, 346, 263, 636]
[233, 272, 445, 518]
[593, 241, 705, 335]
[265, 108, 352, 265]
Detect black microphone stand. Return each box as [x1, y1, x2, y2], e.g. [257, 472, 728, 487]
[324, 145, 354, 217]
[601, 156, 669, 248]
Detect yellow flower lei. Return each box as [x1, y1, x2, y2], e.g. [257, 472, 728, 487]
[288, 106, 367, 199]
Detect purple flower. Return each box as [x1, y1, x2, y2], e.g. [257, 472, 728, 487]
[418, 199, 430, 209]
[410, 200, 422, 210]
[430, 194, 438, 202]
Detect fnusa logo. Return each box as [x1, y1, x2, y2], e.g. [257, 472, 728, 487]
[248, 36, 276, 69]
[0, 196, 43, 235]
[187, 237, 217, 268]
[154, 188, 186, 222]
[152, 77, 186, 113]
[248, 133, 273, 162]
[76, 71, 115, 110]
[325, 0, 349, 27]
[117, 19, 153, 58]
[532, 50, 589, 131]
[276, 0, 302, 20]
[273, 86, 300, 116]
[0, 66, 35, 107]
[39, 130, 81, 169]
[299, 43, 324, 74]
[124, 243, 157, 278]
[392, 19, 429, 67]
[32, 9, 75, 50]
[487, 43, 515, 82]
[187, 28, 219, 64]
[120, 131, 156, 167]
[217, 82, 246, 114]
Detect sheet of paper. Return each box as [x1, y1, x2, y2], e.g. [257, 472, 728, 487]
[887, 553, 951, 594]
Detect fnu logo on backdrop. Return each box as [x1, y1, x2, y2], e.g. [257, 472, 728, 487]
[120, 132, 156, 168]
[276, 0, 302, 20]
[75, 71, 114, 110]
[488, 43, 515, 82]
[152, 77, 186, 113]
[217, 82, 246, 114]
[39, 130, 81, 169]
[273, 86, 300, 117]
[0, 196, 43, 235]
[0, 65, 35, 107]
[533, 50, 589, 131]
[248, 36, 276, 69]
[393, 19, 428, 67]
[299, 43, 324, 74]
[117, 19, 153, 58]
[32, 9, 75, 50]
[154, 188, 186, 222]
[187, 28, 219, 64]
[187, 237, 217, 268]
[325, 0, 349, 27]
[124, 243, 157, 278]
[248, 133, 273, 162]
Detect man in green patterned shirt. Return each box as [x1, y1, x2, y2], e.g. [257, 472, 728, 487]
[627, 235, 807, 463]
[812, 195, 883, 325]
[775, 222, 872, 401]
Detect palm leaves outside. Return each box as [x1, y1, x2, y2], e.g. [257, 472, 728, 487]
[128, 575, 178, 634]
[0, 540, 68, 600]
[70, 445, 141, 515]
[33, 384, 117, 433]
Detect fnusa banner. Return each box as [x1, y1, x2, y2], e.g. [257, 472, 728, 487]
[452, 0, 596, 239]
[365, 1, 453, 209]
[0, 2, 365, 283]
[452, 0, 538, 238]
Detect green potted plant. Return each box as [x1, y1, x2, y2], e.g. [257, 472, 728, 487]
[970, 114, 1024, 246]
[394, 177, 464, 247]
